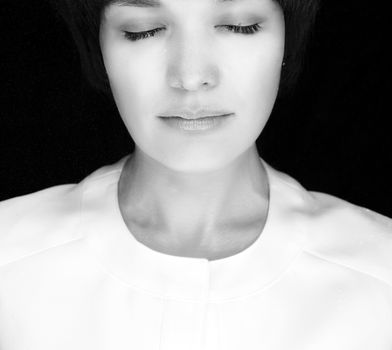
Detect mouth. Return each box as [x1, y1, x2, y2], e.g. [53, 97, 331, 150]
[159, 107, 234, 120]
[160, 113, 233, 120]
[158, 113, 234, 132]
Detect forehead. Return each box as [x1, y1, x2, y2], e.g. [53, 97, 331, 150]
[108, 0, 245, 8]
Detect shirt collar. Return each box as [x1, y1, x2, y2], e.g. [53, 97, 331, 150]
[81, 154, 307, 302]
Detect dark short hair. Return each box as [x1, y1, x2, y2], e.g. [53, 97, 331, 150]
[48, 0, 321, 97]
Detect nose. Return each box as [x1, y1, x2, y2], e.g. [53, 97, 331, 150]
[166, 33, 219, 92]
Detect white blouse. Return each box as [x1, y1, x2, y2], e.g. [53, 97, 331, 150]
[0, 154, 391, 350]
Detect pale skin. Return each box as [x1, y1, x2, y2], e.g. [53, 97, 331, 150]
[99, 0, 285, 260]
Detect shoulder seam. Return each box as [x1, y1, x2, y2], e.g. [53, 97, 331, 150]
[85, 168, 122, 183]
[269, 169, 302, 192]
[82, 159, 125, 185]
[0, 180, 86, 270]
[303, 249, 392, 290]
[0, 236, 86, 269]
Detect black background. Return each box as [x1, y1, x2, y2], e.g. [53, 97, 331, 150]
[1, 0, 391, 217]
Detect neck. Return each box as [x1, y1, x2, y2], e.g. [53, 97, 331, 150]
[118, 144, 269, 242]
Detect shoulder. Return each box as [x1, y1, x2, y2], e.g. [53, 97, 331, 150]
[304, 190, 392, 287]
[267, 163, 392, 288]
[0, 156, 128, 268]
[0, 182, 84, 267]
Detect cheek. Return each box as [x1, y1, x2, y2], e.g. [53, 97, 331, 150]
[249, 49, 283, 108]
[103, 46, 148, 105]
[101, 43, 165, 138]
[226, 38, 284, 125]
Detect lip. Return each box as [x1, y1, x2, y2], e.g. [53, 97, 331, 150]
[159, 108, 233, 120]
[159, 113, 234, 132]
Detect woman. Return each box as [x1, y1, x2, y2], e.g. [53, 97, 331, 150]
[0, 0, 391, 349]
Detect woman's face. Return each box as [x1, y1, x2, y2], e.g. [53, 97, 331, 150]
[100, 0, 285, 172]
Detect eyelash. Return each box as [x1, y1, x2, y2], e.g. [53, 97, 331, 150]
[123, 23, 262, 42]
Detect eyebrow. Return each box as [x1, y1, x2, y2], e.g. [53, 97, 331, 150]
[110, 0, 238, 8]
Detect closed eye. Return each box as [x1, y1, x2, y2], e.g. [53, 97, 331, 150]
[123, 23, 262, 42]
